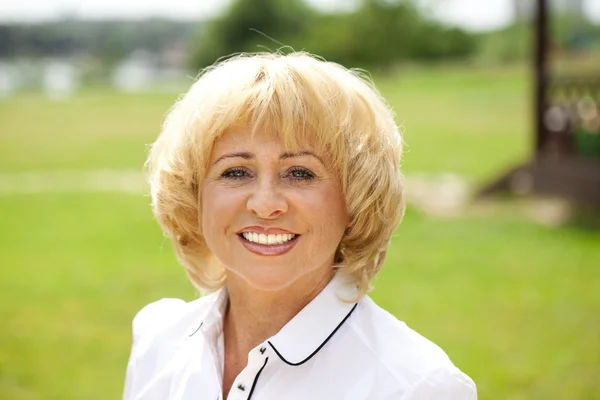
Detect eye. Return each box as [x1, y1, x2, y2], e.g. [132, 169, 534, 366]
[221, 167, 251, 180]
[286, 167, 315, 181]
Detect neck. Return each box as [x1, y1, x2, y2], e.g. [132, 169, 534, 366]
[220, 268, 335, 398]
[223, 268, 334, 356]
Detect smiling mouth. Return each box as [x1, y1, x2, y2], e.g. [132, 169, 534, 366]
[239, 232, 297, 245]
[237, 232, 300, 256]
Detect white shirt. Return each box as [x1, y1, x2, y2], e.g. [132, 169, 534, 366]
[123, 272, 477, 400]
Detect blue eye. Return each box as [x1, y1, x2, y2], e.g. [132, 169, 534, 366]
[288, 167, 315, 181]
[222, 168, 250, 180]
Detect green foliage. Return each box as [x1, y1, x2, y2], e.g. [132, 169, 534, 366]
[188, 0, 314, 70]
[551, 14, 600, 52]
[475, 22, 532, 64]
[346, 0, 422, 66]
[339, 0, 474, 65]
[188, 0, 477, 71]
[414, 24, 476, 60]
[475, 15, 600, 65]
[297, 13, 357, 66]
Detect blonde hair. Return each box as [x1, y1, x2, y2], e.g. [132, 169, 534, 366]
[146, 52, 404, 297]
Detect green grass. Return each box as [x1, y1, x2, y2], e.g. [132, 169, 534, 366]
[0, 90, 177, 172]
[377, 64, 531, 180]
[0, 194, 191, 400]
[1, 65, 599, 400]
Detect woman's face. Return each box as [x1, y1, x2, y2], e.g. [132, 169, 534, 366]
[202, 126, 349, 291]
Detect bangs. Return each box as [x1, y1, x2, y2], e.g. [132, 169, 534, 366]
[187, 54, 375, 173]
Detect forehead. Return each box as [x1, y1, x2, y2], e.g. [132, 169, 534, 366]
[211, 125, 316, 156]
[215, 126, 277, 147]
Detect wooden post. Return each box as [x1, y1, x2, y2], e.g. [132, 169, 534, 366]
[534, 0, 548, 155]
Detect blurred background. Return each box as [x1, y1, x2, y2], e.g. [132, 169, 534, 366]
[1, 0, 599, 399]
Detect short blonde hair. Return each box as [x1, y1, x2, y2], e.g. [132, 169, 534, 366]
[146, 52, 404, 297]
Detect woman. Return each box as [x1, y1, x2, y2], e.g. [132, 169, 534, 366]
[124, 52, 476, 400]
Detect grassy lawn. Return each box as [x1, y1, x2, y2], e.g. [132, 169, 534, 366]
[1, 64, 598, 400]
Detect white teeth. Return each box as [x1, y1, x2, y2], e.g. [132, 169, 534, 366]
[258, 233, 267, 244]
[241, 232, 296, 245]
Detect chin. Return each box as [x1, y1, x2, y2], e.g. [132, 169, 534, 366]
[240, 271, 299, 292]
[225, 261, 303, 292]
[224, 253, 335, 292]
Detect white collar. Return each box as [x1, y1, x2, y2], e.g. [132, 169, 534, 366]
[185, 289, 227, 337]
[267, 271, 359, 365]
[186, 271, 359, 364]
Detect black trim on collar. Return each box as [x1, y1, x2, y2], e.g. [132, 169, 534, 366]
[189, 322, 203, 337]
[267, 302, 358, 366]
[247, 356, 269, 400]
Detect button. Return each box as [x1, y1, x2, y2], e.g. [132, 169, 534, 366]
[238, 384, 246, 391]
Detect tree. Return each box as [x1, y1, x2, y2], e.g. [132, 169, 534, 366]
[188, 0, 315, 71]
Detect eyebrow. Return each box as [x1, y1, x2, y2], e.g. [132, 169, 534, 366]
[280, 151, 325, 165]
[212, 152, 254, 166]
[212, 151, 324, 166]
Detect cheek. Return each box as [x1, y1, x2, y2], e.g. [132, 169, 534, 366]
[293, 185, 349, 237]
[201, 185, 243, 235]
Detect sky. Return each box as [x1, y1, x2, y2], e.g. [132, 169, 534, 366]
[0, 0, 599, 32]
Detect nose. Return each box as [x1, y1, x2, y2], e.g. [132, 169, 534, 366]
[246, 176, 288, 219]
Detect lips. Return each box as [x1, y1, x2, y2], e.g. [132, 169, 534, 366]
[237, 226, 300, 256]
[238, 226, 296, 235]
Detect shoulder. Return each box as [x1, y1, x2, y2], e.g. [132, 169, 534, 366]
[349, 296, 453, 374]
[130, 293, 217, 344]
[123, 295, 218, 399]
[131, 298, 186, 336]
[347, 296, 477, 399]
